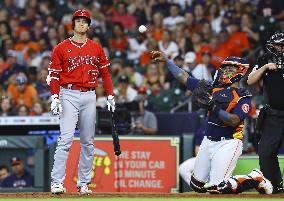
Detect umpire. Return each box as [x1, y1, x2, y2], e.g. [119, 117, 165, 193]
[247, 31, 284, 194]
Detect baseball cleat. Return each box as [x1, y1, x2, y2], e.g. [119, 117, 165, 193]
[249, 169, 273, 194]
[77, 185, 92, 194]
[51, 183, 66, 194]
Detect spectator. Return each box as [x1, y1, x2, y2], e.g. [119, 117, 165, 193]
[46, 27, 58, 48]
[190, 32, 203, 53]
[0, 55, 8, 76]
[1, 50, 26, 87]
[257, 0, 284, 21]
[149, 12, 164, 41]
[193, 4, 208, 32]
[201, 22, 213, 43]
[14, 30, 40, 61]
[227, 22, 250, 57]
[1, 157, 34, 188]
[7, 72, 38, 108]
[29, 101, 43, 116]
[0, 21, 11, 48]
[241, 14, 260, 48]
[197, 35, 230, 68]
[151, 0, 170, 17]
[108, 22, 128, 60]
[184, 11, 196, 35]
[132, 94, 157, 135]
[173, 24, 187, 55]
[194, 52, 214, 81]
[123, 63, 143, 88]
[163, 3, 185, 31]
[127, 32, 147, 62]
[17, 104, 29, 116]
[111, 1, 137, 31]
[33, 19, 45, 41]
[35, 67, 50, 101]
[183, 52, 196, 74]
[142, 62, 164, 94]
[115, 74, 138, 103]
[0, 96, 15, 116]
[0, 165, 10, 187]
[57, 24, 69, 42]
[130, 0, 149, 26]
[110, 58, 124, 86]
[158, 29, 179, 59]
[208, 3, 223, 34]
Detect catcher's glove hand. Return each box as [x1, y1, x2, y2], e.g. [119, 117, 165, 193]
[192, 79, 214, 110]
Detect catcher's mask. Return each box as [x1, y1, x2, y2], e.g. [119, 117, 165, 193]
[266, 31, 284, 68]
[266, 31, 284, 57]
[217, 56, 249, 85]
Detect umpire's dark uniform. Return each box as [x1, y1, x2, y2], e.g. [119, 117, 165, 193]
[257, 53, 284, 194]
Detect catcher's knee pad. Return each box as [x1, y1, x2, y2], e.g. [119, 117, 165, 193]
[190, 175, 207, 193]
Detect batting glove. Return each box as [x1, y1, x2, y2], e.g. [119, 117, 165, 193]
[50, 94, 63, 115]
[106, 95, 115, 112]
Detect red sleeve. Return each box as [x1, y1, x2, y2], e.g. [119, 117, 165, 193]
[48, 46, 62, 96]
[97, 45, 113, 96]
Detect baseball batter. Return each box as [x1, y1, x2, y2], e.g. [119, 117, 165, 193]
[48, 10, 115, 194]
[151, 51, 273, 194]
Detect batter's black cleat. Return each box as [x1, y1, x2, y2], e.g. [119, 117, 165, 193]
[273, 186, 284, 194]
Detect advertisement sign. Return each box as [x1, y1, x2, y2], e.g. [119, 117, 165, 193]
[65, 136, 179, 192]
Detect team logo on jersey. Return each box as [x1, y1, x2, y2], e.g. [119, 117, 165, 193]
[67, 55, 99, 72]
[241, 103, 250, 113]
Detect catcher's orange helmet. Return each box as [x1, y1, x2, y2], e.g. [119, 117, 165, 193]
[218, 56, 249, 84]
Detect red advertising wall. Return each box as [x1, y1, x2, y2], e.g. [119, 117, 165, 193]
[65, 136, 179, 192]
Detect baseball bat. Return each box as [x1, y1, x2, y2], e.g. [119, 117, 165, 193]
[110, 111, 121, 156]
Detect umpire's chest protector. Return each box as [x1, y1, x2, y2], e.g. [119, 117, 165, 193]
[208, 87, 250, 126]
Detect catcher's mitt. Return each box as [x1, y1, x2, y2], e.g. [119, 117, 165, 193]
[192, 79, 214, 110]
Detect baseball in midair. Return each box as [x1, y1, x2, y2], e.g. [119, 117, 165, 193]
[138, 25, 147, 33]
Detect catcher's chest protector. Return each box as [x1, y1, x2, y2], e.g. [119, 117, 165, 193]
[209, 87, 250, 126]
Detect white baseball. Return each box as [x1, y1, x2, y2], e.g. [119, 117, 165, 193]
[138, 25, 147, 33]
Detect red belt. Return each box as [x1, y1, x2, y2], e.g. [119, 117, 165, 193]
[62, 84, 95, 92]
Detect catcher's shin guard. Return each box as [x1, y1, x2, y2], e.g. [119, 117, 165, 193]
[218, 174, 263, 194]
[190, 175, 207, 193]
[205, 184, 221, 194]
[217, 176, 253, 194]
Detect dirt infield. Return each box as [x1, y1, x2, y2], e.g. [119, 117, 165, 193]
[0, 192, 284, 199]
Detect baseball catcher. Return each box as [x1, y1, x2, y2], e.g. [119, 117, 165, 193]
[151, 51, 273, 194]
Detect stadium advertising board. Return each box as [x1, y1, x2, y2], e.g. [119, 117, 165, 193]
[65, 136, 179, 192]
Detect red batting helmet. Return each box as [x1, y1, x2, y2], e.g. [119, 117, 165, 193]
[72, 9, 91, 25]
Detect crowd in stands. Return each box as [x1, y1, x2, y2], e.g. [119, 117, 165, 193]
[0, 157, 33, 188]
[0, 0, 283, 116]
